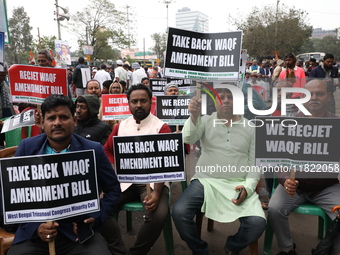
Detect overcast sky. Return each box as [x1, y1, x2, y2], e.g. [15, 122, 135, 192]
[5, 0, 340, 52]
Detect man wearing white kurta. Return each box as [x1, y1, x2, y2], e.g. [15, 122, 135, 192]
[172, 87, 266, 255]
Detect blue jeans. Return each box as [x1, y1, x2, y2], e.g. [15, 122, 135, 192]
[172, 179, 266, 254]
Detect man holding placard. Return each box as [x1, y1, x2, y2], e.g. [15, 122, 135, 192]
[7, 94, 120, 255]
[172, 86, 266, 254]
[102, 83, 171, 255]
[268, 80, 340, 255]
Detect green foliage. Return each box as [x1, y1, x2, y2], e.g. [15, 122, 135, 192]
[301, 34, 340, 61]
[33, 35, 57, 54]
[229, 4, 312, 60]
[69, 0, 133, 60]
[5, 7, 33, 64]
[150, 33, 167, 60]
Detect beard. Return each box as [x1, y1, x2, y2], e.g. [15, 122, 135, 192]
[133, 108, 150, 121]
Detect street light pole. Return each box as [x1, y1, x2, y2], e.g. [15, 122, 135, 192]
[54, 0, 70, 40]
[160, 0, 174, 30]
[55, 0, 61, 40]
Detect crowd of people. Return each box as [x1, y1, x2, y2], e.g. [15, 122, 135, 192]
[0, 49, 339, 255]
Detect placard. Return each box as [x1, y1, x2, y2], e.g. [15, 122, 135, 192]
[1, 109, 35, 133]
[149, 78, 167, 96]
[8, 65, 68, 104]
[114, 133, 185, 183]
[0, 150, 99, 224]
[156, 96, 190, 125]
[101, 94, 131, 120]
[255, 116, 340, 176]
[164, 27, 242, 80]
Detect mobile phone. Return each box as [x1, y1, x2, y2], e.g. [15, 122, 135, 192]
[76, 218, 94, 244]
[234, 188, 244, 200]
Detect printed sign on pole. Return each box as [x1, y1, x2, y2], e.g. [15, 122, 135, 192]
[164, 27, 242, 80]
[55, 40, 71, 65]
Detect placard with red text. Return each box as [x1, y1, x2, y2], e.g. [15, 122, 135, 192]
[8, 65, 68, 105]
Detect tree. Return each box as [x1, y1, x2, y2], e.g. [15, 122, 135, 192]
[150, 32, 167, 61]
[301, 35, 340, 61]
[34, 35, 57, 53]
[69, 0, 133, 60]
[5, 7, 33, 64]
[229, 4, 312, 60]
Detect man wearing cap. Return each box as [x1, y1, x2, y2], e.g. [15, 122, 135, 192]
[94, 64, 111, 90]
[114, 60, 128, 85]
[131, 63, 147, 85]
[164, 83, 179, 95]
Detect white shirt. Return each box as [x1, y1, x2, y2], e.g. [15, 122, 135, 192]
[115, 66, 128, 82]
[132, 68, 147, 85]
[94, 70, 111, 89]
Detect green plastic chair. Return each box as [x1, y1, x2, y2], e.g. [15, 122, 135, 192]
[263, 178, 333, 255]
[114, 188, 174, 255]
[4, 127, 23, 148]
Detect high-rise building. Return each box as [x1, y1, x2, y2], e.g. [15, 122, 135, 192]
[311, 28, 336, 38]
[176, 7, 209, 33]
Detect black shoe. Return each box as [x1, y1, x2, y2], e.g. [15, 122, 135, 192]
[276, 243, 297, 255]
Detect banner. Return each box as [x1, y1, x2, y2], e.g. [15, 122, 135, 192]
[114, 133, 185, 183]
[0, 150, 99, 224]
[55, 40, 71, 65]
[83, 46, 94, 55]
[164, 27, 242, 80]
[156, 95, 190, 125]
[101, 94, 131, 120]
[8, 65, 68, 104]
[166, 77, 192, 95]
[255, 116, 340, 176]
[0, 0, 9, 43]
[1, 109, 35, 133]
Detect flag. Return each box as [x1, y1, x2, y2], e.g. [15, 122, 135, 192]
[29, 51, 35, 65]
[49, 50, 57, 67]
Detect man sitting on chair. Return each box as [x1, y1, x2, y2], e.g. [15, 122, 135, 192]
[172, 86, 266, 255]
[268, 80, 340, 255]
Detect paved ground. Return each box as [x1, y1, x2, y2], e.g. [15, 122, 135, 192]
[117, 89, 340, 254]
[118, 155, 325, 255]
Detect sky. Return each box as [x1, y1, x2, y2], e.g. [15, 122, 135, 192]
[5, 0, 340, 54]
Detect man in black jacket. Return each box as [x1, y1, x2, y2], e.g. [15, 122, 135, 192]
[74, 94, 111, 145]
[73, 57, 89, 97]
[309, 53, 339, 113]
